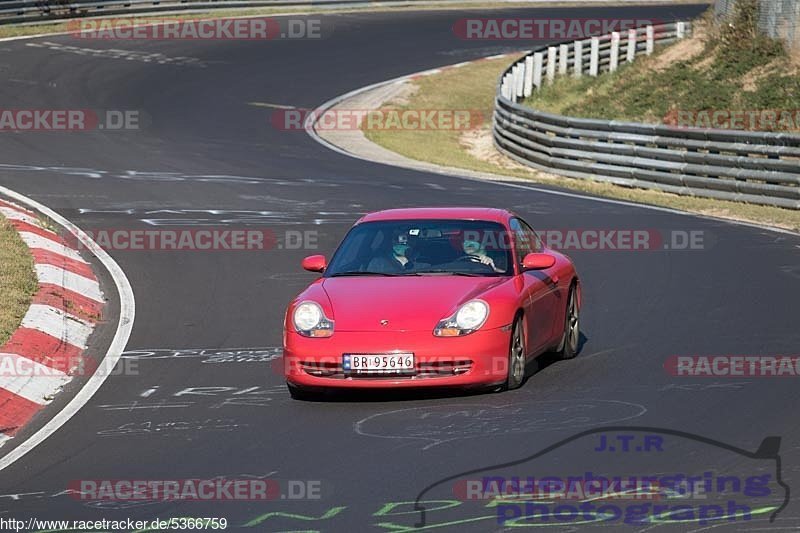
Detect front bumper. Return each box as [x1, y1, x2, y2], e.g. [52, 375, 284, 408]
[283, 326, 512, 389]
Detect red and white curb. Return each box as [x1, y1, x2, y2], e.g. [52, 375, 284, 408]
[0, 187, 133, 472]
[0, 198, 105, 447]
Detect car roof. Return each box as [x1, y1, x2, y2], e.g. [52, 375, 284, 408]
[357, 207, 514, 224]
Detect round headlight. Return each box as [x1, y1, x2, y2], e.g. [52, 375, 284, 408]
[293, 302, 322, 331]
[455, 300, 489, 330]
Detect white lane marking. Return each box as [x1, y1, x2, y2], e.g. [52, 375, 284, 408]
[0, 207, 41, 226]
[304, 61, 799, 237]
[140, 387, 159, 398]
[19, 232, 86, 263]
[35, 264, 102, 302]
[247, 101, 297, 110]
[0, 352, 70, 405]
[20, 304, 93, 350]
[0, 186, 135, 472]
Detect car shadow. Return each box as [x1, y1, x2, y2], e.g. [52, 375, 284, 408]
[295, 386, 493, 403]
[522, 331, 588, 384]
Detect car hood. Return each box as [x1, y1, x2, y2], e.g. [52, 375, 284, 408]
[321, 276, 508, 332]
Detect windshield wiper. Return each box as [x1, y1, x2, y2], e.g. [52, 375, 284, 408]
[330, 271, 401, 277]
[412, 270, 485, 277]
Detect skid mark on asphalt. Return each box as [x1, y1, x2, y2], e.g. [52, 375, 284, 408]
[96, 399, 194, 411]
[75, 207, 356, 226]
[121, 347, 281, 363]
[355, 399, 647, 450]
[26, 42, 207, 67]
[657, 382, 751, 392]
[0, 164, 344, 187]
[96, 385, 289, 412]
[0, 164, 266, 183]
[96, 418, 246, 438]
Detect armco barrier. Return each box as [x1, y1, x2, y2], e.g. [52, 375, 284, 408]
[0, 0, 705, 25]
[493, 21, 800, 209]
[0, 0, 353, 24]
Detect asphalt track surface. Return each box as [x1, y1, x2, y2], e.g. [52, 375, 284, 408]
[1, 4, 800, 532]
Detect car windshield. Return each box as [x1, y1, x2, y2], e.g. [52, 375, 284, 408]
[324, 219, 514, 277]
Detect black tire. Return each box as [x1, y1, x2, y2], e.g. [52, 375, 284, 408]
[556, 284, 580, 360]
[505, 316, 526, 390]
[287, 383, 315, 401]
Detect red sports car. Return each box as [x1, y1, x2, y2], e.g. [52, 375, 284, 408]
[283, 207, 580, 398]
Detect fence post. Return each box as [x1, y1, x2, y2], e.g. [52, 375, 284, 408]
[533, 51, 543, 88]
[501, 74, 511, 99]
[627, 28, 636, 62]
[609, 31, 620, 72]
[523, 55, 534, 97]
[589, 37, 599, 76]
[546, 46, 557, 84]
[677, 21, 686, 39]
[512, 65, 520, 101]
[646, 25, 654, 55]
[574, 40, 583, 77]
[515, 62, 525, 98]
[559, 44, 569, 74]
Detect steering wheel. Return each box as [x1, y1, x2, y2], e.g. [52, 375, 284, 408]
[455, 254, 483, 263]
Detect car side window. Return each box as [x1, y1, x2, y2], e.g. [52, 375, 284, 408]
[509, 218, 532, 267]
[518, 219, 543, 253]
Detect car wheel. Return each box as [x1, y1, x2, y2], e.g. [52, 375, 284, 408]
[505, 317, 526, 390]
[287, 383, 315, 401]
[557, 284, 580, 360]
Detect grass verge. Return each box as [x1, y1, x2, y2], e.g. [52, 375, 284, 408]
[0, 214, 37, 346]
[526, 6, 800, 131]
[362, 57, 800, 231]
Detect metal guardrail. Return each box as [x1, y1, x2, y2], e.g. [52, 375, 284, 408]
[0, 0, 374, 24]
[493, 22, 800, 209]
[0, 0, 683, 25]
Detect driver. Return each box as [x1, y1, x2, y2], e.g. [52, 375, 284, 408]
[462, 237, 504, 273]
[367, 232, 415, 272]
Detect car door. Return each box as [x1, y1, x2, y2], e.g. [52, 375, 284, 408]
[512, 217, 560, 354]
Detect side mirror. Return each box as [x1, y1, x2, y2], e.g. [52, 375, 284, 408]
[301, 255, 327, 273]
[522, 252, 556, 270]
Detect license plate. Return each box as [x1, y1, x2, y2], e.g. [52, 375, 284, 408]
[343, 353, 414, 374]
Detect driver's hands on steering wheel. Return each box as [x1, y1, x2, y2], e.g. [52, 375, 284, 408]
[465, 253, 502, 273]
